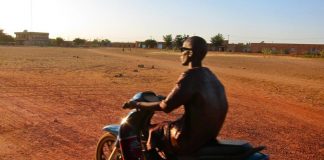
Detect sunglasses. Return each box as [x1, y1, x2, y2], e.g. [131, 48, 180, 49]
[180, 47, 192, 52]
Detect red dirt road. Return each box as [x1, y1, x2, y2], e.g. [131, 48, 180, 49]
[0, 47, 323, 159]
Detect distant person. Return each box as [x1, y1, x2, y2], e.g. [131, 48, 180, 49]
[125, 36, 228, 158]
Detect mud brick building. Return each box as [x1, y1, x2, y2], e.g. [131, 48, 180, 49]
[250, 43, 324, 55]
[111, 42, 136, 48]
[227, 43, 251, 52]
[207, 40, 229, 51]
[15, 30, 49, 46]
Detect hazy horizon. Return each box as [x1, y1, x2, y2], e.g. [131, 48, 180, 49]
[1, 0, 324, 44]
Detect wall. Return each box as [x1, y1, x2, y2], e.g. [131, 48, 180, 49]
[250, 43, 324, 54]
[110, 42, 135, 48]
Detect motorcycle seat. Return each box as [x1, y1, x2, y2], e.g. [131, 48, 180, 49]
[197, 140, 252, 155]
[195, 140, 264, 159]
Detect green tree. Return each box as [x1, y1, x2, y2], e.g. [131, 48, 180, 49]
[73, 38, 86, 46]
[55, 37, 64, 46]
[173, 34, 189, 50]
[144, 39, 157, 48]
[210, 33, 224, 50]
[163, 34, 172, 49]
[0, 31, 15, 43]
[92, 39, 100, 47]
[100, 39, 111, 46]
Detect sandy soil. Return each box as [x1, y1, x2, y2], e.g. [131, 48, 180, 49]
[0, 46, 323, 160]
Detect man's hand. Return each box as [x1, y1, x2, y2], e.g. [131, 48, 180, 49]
[123, 101, 162, 111]
[122, 100, 139, 109]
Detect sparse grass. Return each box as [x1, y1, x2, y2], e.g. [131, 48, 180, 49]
[303, 50, 324, 58]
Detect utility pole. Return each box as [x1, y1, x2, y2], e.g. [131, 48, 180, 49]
[227, 35, 230, 43]
[30, 0, 33, 31]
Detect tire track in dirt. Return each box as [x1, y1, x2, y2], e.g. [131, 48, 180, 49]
[1, 47, 323, 159]
[89, 49, 324, 159]
[222, 88, 324, 159]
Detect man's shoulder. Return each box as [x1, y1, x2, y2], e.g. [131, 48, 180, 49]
[184, 67, 210, 74]
[184, 67, 214, 78]
[177, 67, 213, 82]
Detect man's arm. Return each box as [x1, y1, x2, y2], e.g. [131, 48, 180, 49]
[124, 71, 193, 112]
[137, 101, 163, 111]
[125, 101, 163, 111]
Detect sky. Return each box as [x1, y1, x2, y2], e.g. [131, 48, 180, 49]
[1, 0, 324, 44]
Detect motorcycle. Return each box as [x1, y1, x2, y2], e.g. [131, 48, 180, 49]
[95, 91, 269, 160]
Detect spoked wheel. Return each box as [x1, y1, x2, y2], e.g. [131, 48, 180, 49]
[95, 133, 122, 160]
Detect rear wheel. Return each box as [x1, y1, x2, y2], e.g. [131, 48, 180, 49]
[95, 133, 122, 160]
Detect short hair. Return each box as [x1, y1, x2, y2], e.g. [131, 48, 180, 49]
[186, 36, 208, 62]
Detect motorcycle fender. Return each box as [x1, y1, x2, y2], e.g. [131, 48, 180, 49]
[247, 152, 269, 160]
[102, 124, 120, 137]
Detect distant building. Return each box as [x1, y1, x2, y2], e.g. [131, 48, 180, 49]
[135, 41, 146, 48]
[110, 42, 135, 48]
[250, 43, 324, 55]
[227, 43, 251, 52]
[207, 40, 229, 51]
[157, 42, 165, 49]
[135, 41, 165, 49]
[14, 30, 49, 46]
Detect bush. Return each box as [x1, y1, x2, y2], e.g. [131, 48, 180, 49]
[320, 50, 324, 58]
[271, 50, 280, 54]
[261, 48, 272, 55]
[303, 50, 324, 58]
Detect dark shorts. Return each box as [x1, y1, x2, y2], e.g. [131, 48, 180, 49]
[147, 121, 174, 154]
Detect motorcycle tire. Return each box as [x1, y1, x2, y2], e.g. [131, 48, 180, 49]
[95, 133, 122, 160]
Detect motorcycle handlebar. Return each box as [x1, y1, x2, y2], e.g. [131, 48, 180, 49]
[122, 94, 166, 109]
[122, 100, 138, 109]
[122, 102, 131, 109]
[122, 102, 127, 109]
[157, 95, 166, 100]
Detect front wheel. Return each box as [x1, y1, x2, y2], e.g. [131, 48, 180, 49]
[95, 133, 122, 160]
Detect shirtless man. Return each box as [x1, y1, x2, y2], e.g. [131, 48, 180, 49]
[125, 36, 228, 158]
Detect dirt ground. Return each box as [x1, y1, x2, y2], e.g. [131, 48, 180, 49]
[0, 46, 323, 160]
